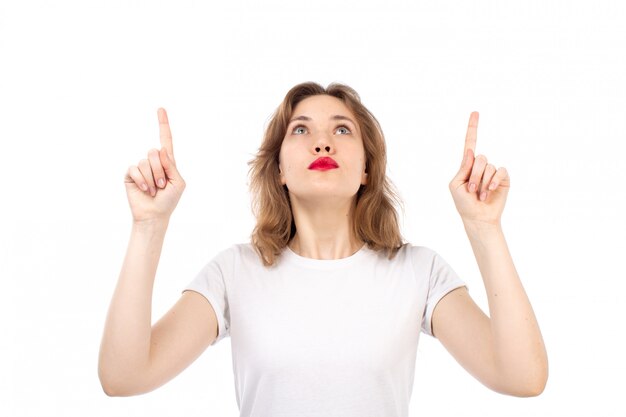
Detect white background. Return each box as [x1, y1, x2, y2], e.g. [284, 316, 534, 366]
[1, 0, 625, 416]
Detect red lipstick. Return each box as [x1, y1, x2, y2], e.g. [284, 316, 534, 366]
[308, 157, 339, 170]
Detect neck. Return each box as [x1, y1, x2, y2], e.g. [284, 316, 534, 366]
[288, 196, 364, 260]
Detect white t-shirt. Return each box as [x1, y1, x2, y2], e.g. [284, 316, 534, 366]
[183, 242, 467, 417]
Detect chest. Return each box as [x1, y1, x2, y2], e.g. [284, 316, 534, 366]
[228, 264, 426, 375]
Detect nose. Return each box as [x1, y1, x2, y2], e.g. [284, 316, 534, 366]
[315, 135, 331, 153]
[315, 145, 331, 153]
[313, 129, 334, 154]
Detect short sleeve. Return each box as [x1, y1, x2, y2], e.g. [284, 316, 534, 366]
[182, 249, 231, 346]
[420, 250, 467, 338]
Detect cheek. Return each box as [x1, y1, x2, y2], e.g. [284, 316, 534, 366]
[278, 145, 288, 170]
[278, 151, 296, 175]
[357, 150, 367, 171]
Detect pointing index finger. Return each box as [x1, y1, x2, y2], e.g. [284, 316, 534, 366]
[158, 108, 175, 162]
[464, 111, 479, 159]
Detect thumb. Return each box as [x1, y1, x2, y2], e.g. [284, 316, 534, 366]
[160, 147, 182, 181]
[452, 148, 474, 184]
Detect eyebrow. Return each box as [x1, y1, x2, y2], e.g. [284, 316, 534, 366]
[288, 115, 357, 126]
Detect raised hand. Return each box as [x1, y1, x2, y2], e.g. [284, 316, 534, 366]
[448, 112, 510, 226]
[123, 108, 186, 224]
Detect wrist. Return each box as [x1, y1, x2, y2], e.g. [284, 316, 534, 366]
[132, 217, 169, 233]
[462, 219, 502, 235]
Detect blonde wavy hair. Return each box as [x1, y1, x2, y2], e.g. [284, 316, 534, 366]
[247, 81, 406, 267]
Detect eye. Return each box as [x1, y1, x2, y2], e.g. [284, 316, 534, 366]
[292, 125, 307, 135]
[336, 125, 351, 135]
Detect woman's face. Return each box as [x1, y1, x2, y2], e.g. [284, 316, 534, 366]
[278, 94, 368, 204]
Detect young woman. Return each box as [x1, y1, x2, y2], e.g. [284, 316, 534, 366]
[99, 82, 548, 416]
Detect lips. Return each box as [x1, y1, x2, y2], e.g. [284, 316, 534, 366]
[308, 157, 339, 170]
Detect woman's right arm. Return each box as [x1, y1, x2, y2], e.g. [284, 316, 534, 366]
[98, 220, 164, 395]
[98, 109, 218, 396]
[98, 220, 219, 396]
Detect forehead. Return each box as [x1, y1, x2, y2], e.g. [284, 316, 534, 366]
[292, 95, 355, 118]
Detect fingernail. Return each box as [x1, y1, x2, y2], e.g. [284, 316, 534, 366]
[141, 183, 148, 191]
[480, 191, 487, 201]
[150, 186, 156, 196]
[158, 178, 165, 187]
[489, 182, 496, 190]
[469, 183, 477, 192]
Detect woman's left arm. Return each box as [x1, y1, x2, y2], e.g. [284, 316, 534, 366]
[431, 112, 548, 397]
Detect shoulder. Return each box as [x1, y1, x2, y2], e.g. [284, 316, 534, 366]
[397, 242, 440, 266]
[210, 242, 258, 262]
[399, 244, 459, 283]
[197, 243, 262, 281]
[369, 242, 443, 275]
[216, 242, 273, 268]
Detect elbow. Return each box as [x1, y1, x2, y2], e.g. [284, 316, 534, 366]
[101, 382, 120, 397]
[523, 360, 549, 397]
[506, 366, 549, 398]
[99, 361, 120, 397]
[494, 377, 547, 398]
[99, 378, 137, 397]
[99, 374, 120, 397]
[528, 368, 549, 397]
[99, 363, 115, 396]
[98, 366, 135, 397]
[515, 379, 547, 397]
[99, 372, 124, 397]
[493, 359, 548, 397]
[99, 368, 154, 397]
